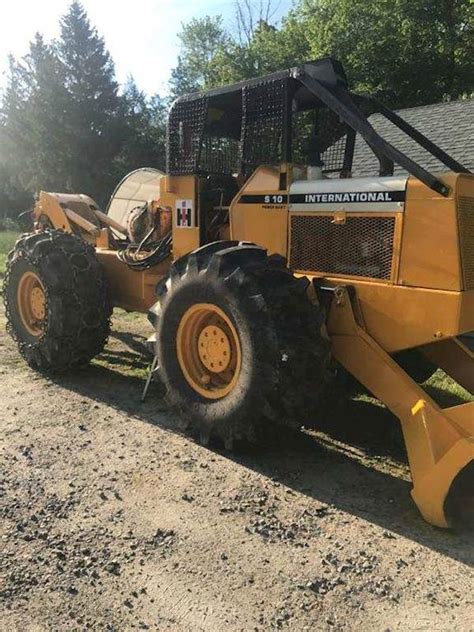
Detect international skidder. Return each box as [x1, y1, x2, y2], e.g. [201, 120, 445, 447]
[4, 59, 473, 528]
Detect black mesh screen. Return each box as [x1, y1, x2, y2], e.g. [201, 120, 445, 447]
[317, 109, 348, 173]
[292, 108, 351, 174]
[290, 215, 395, 279]
[167, 97, 208, 175]
[321, 134, 348, 172]
[458, 196, 474, 289]
[198, 135, 241, 175]
[241, 80, 285, 175]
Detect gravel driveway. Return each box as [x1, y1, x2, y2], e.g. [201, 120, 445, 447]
[1, 307, 473, 630]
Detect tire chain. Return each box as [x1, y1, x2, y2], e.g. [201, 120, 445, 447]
[3, 230, 112, 371]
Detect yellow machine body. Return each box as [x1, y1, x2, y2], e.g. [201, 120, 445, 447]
[31, 88, 473, 529]
[226, 165, 473, 528]
[5, 55, 468, 531]
[35, 171, 474, 351]
[228, 168, 474, 351]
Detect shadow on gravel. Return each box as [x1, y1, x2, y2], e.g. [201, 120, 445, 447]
[111, 330, 153, 358]
[52, 335, 473, 568]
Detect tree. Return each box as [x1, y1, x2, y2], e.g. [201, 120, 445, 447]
[0, 163, 33, 220]
[56, 1, 126, 203]
[169, 16, 230, 97]
[0, 1, 169, 216]
[287, 0, 473, 107]
[235, 0, 282, 45]
[169, 1, 306, 90]
[0, 2, 123, 209]
[0, 35, 70, 195]
[211, 19, 307, 85]
[113, 78, 167, 176]
[170, 0, 472, 108]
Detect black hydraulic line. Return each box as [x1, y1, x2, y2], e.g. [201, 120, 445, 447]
[371, 98, 471, 175]
[297, 72, 451, 197]
[117, 232, 172, 270]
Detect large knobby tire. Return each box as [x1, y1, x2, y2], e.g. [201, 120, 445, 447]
[3, 230, 112, 372]
[148, 242, 331, 446]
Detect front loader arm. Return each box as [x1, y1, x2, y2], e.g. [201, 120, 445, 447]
[34, 191, 128, 243]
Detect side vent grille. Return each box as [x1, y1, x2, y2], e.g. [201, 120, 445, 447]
[458, 196, 474, 289]
[289, 215, 396, 280]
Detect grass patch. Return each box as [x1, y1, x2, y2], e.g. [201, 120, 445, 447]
[0, 231, 19, 279]
[113, 307, 146, 322]
[92, 356, 149, 380]
[425, 369, 473, 405]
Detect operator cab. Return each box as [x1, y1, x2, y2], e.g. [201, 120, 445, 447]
[166, 57, 469, 262]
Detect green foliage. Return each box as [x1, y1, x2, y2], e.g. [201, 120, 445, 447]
[115, 79, 166, 172]
[210, 22, 299, 85]
[0, 34, 70, 194]
[171, 0, 473, 107]
[170, 16, 230, 98]
[56, 1, 125, 201]
[290, 0, 474, 108]
[0, 231, 19, 279]
[0, 163, 33, 218]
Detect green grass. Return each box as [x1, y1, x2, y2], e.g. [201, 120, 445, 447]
[425, 368, 473, 404]
[113, 307, 146, 322]
[0, 231, 19, 279]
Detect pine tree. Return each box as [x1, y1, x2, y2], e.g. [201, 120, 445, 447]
[0, 2, 169, 217]
[56, 1, 125, 204]
[1, 35, 68, 194]
[113, 78, 167, 176]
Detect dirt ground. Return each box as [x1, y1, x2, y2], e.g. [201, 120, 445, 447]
[1, 305, 473, 631]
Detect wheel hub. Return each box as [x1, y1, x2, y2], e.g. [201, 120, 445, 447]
[198, 324, 231, 373]
[176, 303, 242, 400]
[30, 286, 46, 320]
[17, 271, 46, 336]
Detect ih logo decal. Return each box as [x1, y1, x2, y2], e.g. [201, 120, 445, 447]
[176, 199, 195, 228]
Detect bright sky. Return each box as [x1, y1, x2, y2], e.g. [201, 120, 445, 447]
[0, 0, 292, 96]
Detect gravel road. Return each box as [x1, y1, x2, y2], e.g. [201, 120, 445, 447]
[1, 307, 473, 631]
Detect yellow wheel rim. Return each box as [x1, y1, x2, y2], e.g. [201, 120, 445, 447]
[17, 271, 46, 336]
[176, 303, 242, 399]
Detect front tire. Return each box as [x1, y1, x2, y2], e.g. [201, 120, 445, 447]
[148, 242, 331, 446]
[3, 230, 111, 371]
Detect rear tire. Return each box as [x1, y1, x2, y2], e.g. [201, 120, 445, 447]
[3, 230, 111, 372]
[148, 242, 331, 446]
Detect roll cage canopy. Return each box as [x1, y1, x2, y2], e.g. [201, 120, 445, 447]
[167, 57, 470, 196]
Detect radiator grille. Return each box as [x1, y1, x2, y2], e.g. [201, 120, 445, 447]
[458, 197, 474, 289]
[289, 215, 396, 280]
